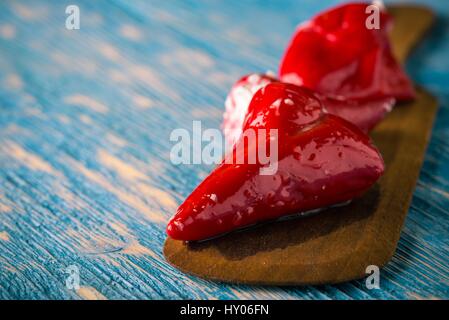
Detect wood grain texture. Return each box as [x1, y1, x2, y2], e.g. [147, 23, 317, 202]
[0, 0, 448, 299]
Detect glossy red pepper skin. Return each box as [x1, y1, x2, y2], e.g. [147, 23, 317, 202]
[279, 2, 415, 101]
[318, 94, 394, 132]
[222, 73, 393, 143]
[223, 73, 278, 146]
[167, 83, 384, 241]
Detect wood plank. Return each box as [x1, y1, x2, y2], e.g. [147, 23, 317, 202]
[0, 0, 447, 299]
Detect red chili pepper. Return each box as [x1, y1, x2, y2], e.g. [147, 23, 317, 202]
[223, 4, 416, 139]
[167, 83, 384, 241]
[279, 2, 415, 101]
[223, 72, 394, 142]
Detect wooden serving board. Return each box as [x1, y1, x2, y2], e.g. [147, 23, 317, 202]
[164, 5, 437, 285]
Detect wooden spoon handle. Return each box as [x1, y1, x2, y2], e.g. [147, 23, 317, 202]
[388, 5, 434, 63]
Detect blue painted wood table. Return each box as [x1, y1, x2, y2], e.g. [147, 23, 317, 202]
[0, 0, 448, 299]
